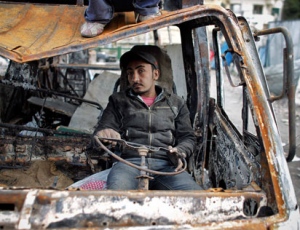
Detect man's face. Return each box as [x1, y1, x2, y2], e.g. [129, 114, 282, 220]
[126, 60, 159, 97]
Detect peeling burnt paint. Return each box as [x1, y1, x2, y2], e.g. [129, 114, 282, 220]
[0, 136, 91, 164]
[9, 190, 266, 228]
[208, 106, 261, 190]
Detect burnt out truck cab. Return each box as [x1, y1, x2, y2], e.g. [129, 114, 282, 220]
[0, 0, 299, 229]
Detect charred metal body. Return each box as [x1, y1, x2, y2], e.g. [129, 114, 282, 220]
[0, 0, 299, 229]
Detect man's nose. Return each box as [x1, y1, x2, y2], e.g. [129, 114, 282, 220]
[132, 72, 139, 82]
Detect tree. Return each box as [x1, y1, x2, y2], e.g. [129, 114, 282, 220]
[282, 0, 300, 20]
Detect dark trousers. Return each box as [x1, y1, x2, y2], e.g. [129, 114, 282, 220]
[85, 0, 161, 24]
[107, 158, 203, 190]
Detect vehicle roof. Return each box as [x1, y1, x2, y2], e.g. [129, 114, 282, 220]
[0, 2, 226, 63]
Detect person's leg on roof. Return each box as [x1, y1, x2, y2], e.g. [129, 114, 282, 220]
[134, 0, 162, 22]
[81, 0, 114, 38]
[81, 0, 162, 37]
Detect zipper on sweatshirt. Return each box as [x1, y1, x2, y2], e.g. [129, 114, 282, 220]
[147, 95, 166, 148]
[148, 107, 152, 147]
[133, 91, 166, 150]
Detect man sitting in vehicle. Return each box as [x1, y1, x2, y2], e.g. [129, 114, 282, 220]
[81, 0, 162, 38]
[94, 45, 202, 190]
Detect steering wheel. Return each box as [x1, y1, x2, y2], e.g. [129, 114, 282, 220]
[93, 136, 187, 176]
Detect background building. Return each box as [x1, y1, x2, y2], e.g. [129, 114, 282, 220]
[207, 0, 283, 29]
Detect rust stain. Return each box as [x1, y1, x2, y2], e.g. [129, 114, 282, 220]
[0, 3, 237, 63]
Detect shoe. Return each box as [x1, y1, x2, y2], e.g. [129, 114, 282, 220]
[80, 21, 105, 38]
[136, 12, 161, 23]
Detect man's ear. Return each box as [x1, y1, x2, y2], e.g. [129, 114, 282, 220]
[153, 69, 160, 81]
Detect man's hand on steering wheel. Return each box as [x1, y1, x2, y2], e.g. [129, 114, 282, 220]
[168, 146, 187, 172]
[95, 128, 121, 147]
[94, 137, 187, 175]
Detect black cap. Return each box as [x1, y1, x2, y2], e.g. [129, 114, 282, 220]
[120, 48, 159, 70]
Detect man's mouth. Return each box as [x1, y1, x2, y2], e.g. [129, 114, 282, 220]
[133, 84, 142, 89]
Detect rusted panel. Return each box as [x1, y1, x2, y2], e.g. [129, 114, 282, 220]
[0, 2, 130, 62]
[238, 48, 294, 222]
[0, 136, 91, 165]
[0, 3, 85, 61]
[0, 189, 268, 229]
[231, 17, 297, 218]
[0, 3, 243, 63]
